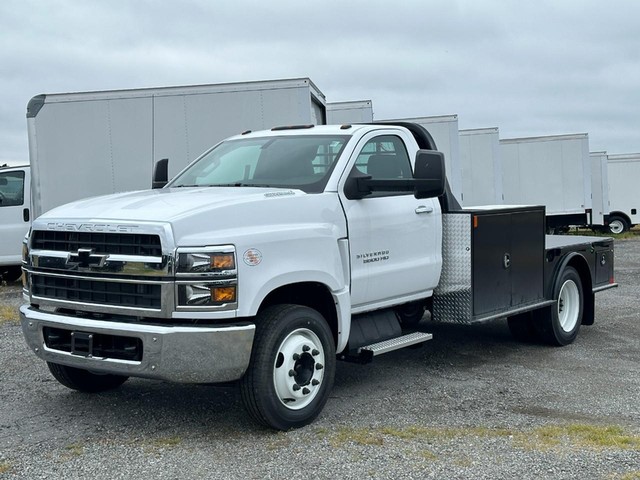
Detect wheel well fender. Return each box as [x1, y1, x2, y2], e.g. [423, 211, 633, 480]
[258, 282, 339, 346]
[550, 253, 594, 326]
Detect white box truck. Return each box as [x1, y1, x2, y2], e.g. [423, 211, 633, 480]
[20, 122, 616, 430]
[327, 100, 373, 124]
[606, 153, 640, 233]
[459, 127, 503, 206]
[500, 134, 592, 232]
[589, 151, 610, 231]
[382, 115, 462, 201]
[0, 164, 30, 281]
[26, 78, 327, 219]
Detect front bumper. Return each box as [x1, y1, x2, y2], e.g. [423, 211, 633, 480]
[20, 305, 255, 383]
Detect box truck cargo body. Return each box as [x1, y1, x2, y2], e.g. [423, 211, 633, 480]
[327, 100, 373, 124]
[459, 127, 503, 206]
[26, 78, 327, 218]
[0, 164, 30, 280]
[589, 151, 610, 228]
[500, 133, 592, 231]
[383, 115, 462, 200]
[606, 153, 640, 233]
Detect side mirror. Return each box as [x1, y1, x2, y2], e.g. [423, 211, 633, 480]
[152, 158, 169, 189]
[413, 150, 445, 199]
[343, 169, 373, 200]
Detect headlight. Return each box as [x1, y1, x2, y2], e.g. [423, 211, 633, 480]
[175, 246, 238, 310]
[177, 251, 235, 274]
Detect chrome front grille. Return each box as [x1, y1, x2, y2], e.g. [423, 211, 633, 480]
[25, 223, 175, 318]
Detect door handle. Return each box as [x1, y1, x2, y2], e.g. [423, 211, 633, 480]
[415, 205, 433, 214]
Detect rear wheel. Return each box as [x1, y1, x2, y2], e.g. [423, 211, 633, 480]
[608, 216, 629, 234]
[240, 304, 336, 430]
[47, 362, 129, 392]
[537, 266, 583, 346]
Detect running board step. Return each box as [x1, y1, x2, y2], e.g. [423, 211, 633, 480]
[358, 332, 433, 359]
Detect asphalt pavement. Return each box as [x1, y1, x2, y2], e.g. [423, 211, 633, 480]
[0, 236, 638, 479]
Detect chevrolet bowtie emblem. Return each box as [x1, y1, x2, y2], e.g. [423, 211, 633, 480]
[66, 248, 109, 269]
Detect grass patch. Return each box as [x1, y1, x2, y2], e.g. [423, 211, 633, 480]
[515, 424, 640, 451]
[0, 305, 19, 325]
[567, 228, 638, 239]
[148, 436, 182, 449]
[57, 442, 85, 462]
[330, 427, 384, 447]
[420, 450, 438, 461]
[324, 424, 640, 453]
[328, 425, 512, 448]
[0, 461, 12, 473]
[618, 472, 640, 480]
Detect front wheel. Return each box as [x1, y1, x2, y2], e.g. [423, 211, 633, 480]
[240, 304, 336, 430]
[47, 362, 129, 392]
[537, 266, 583, 346]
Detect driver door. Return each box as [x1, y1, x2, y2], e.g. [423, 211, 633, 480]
[339, 130, 442, 312]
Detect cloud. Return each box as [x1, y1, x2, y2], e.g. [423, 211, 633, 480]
[0, 0, 639, 163]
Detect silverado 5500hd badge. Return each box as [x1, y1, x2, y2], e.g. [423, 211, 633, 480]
[356, 250, 390, 264]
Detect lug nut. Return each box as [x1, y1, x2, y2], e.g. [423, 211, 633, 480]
[302, 388, 310, 395]
[312, 349, 320, 356]
[315, 363, 323, 370]
[302, 345, 310, 352]
[293, 353, 300, 361]
[288, 369, 296, 377]
[312, 379, 320, 386]
[292, 384, 301, 391]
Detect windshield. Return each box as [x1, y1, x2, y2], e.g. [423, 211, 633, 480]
[168, 135, 350, 193]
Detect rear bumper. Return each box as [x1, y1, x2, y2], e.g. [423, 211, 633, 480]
[20, 305, 255, 383]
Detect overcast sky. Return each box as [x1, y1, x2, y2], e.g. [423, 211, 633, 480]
[1, 0, 638, 165]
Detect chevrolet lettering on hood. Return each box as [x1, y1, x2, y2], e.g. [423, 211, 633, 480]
[46, 222, 140, 233]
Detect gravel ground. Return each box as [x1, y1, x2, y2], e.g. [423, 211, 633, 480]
[1, 236, 639, 479]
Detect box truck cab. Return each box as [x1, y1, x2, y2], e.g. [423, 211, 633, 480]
[0, 164, 30, 281]
[20, 123, 615, 430]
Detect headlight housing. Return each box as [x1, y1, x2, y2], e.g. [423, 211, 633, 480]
[21, 234, 30, 291]
[175, 246, 237, 310]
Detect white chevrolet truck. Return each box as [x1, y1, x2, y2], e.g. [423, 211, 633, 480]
[20, 122, 616, 430]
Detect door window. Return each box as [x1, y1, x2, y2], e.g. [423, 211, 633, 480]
[0, 171, 25, 207]
[354, 135, 413, 180]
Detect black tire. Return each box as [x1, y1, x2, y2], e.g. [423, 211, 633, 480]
[1, 266, 22, 283]
[507, 311, 539, 343]
[395, 301, 425, 328]
[47, 362, 129, 393]
[537, 266, 583, 346]
[240, 304, 336, 430]
[608, 215, 630, 235]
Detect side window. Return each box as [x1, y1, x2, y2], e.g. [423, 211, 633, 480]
[355, 135, 413, 180]
[0, 171, 25, 207]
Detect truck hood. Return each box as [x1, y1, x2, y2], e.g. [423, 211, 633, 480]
[34, 187, 347, 247]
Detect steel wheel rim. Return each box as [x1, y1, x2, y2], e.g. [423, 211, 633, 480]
[273, 328, 325, 410]
[609, 220, 624, 234]
[558, 279, 580, 332]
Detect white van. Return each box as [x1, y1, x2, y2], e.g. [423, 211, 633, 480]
[0, 165, 30, 281]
